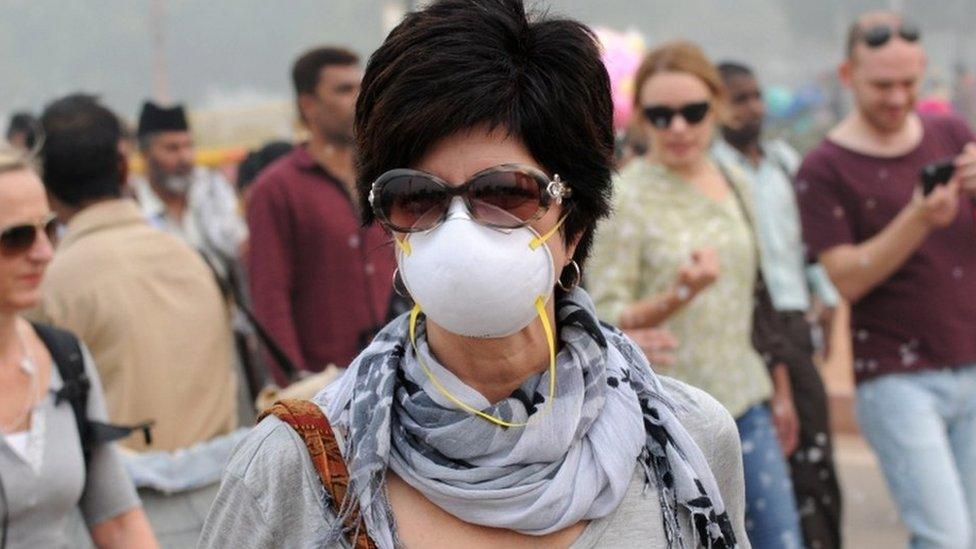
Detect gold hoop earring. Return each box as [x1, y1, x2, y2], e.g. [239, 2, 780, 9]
[557, 260, 581, 291]
[392, 268, 410, 298]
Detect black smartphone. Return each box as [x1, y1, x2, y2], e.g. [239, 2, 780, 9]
[920, 159, 956, 195]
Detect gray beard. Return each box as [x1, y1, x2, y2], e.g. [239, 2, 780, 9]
[160, 173, 194, 194]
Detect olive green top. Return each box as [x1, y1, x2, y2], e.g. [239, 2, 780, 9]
[588, 157, 771, 418]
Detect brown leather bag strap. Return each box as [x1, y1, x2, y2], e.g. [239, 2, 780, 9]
[259, 399, 377, 549]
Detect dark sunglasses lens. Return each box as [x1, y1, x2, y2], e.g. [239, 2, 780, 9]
[378, 175, 449, 231]
[0, 225, 37, 256]
[864, 26, 892, 47]
[681, 102, 711, 124]
[644, 107, 674, 129]
[899, 24, 920, 42]
[468, 170, 543, 227]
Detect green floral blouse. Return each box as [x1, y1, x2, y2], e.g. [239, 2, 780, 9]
[588, 157, 772, 418]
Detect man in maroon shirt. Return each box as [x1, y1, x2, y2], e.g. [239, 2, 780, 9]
[796, 12, 976, 546]
[246, 47, 396, 385]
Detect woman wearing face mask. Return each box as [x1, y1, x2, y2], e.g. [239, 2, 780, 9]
[587, 42, 803, 549]
[201, 2, 747, 548]
[0, 149, 156, 548]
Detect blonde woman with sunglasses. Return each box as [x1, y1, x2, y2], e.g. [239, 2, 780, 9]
[0, 149, 156, 549]
[587, 41, 803, 549]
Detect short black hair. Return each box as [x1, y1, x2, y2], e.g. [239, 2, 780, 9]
[39, 94, 124, 206]
[717, 61, 754, 83]
[355, 0, 614, 269]
[237, 140, 293, 192]
[6, 112, 39, 149]
[291, 46, 359, 96]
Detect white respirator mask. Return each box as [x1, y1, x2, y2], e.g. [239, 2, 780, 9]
[396, 198, 562, 339]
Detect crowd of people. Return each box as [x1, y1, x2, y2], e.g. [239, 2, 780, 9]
[1, 1, 975, 548]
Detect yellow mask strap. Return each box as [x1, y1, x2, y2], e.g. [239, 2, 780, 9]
[408, 296, 556, 429]
[529, 213, 569, 251]
[394, 236, 412, 256]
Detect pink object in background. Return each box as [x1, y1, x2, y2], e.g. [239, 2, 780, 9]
[595, 27, 647, 132]
[917, 96, 952, 115]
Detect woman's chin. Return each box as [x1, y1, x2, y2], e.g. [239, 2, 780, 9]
[662, 153, 701, 171]
[5, 291, 41, 313]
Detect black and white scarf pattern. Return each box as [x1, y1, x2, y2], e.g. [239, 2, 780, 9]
[319, 288, 737, 548]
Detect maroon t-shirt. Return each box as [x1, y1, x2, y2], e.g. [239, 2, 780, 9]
[796, 114, 976, 383]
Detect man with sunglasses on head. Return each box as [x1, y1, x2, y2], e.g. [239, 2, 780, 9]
[713, 61, 843, 549]
[246, 47, 396, 386]
[796, 11, 976, 547]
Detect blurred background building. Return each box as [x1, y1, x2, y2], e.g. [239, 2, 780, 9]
[2, 0, 975, 151]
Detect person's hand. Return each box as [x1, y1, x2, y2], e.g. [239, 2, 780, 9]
[623, 327, 678, 367]
[617, 249, 720, 331]
[770, 363, 800, 456]
[912, 177, 961, 229]
[674, 248, 720, 301]
[954, 142, 976, 197]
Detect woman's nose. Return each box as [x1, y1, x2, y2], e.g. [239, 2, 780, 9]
[669, 115, 690, 132]
[28, 231, 55, 263]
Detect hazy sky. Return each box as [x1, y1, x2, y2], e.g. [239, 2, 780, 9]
[2, 0, 974, 125]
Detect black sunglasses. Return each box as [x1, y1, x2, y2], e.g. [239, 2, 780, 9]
[642, 101, 711, 129]
[369, 164, 571, 233]
[0, 213, 58, 257]
[860, 23, 920, 48]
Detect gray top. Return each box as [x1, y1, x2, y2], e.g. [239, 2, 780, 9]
[200, 376, 748, 548]
[0, 343, 140, 549]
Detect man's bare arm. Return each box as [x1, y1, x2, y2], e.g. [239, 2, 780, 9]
[820, 179, 961, 303]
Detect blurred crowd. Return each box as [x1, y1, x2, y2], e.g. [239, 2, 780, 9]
[1, 4, 976, 549]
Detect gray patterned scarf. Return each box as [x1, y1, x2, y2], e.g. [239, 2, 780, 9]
[318, 288, 736, 548]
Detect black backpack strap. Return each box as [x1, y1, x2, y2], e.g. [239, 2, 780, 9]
[30, 323, 153, 467]
[31, 323, 90, 454]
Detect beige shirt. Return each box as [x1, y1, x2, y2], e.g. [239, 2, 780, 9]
[588, 158, 771, 418]
[33, 199, 236, 451]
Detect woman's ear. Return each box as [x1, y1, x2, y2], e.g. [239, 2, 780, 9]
[564, 229, 584, 265]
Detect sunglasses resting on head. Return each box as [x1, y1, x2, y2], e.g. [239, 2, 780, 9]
[856, 22, 921, 49]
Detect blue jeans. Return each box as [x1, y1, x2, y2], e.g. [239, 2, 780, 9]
[737, 404, 804, 549]
[856, 364, 976, 549]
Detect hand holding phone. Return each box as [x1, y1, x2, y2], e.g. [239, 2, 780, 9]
[920, 159, 956, 196]
[954, 142, 976, 198]
[915, 159, 961, 229]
